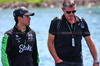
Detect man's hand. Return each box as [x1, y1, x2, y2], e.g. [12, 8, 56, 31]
[56, 59, 63, 63]
[93, 62, 99, 66]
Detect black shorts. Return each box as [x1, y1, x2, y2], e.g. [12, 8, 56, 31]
[55, 61, 83, 66]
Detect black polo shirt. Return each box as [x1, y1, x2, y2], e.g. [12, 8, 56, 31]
[49, 15, 90, 62]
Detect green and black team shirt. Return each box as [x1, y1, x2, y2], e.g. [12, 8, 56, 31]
[49, 15, 90, 62]
[1, 25, 39, 66]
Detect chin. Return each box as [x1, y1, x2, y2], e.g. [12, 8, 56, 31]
[69, 17, 74, 20]
[69, 18, 73, 20]
[28, 23, 30, 25]
[26, 24, 30, 26]
[27, 24, 30, 26]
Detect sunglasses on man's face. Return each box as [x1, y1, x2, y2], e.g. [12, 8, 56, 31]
[66, 10, 76, 14]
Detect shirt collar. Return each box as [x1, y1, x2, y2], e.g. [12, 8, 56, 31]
[75, 16, 80, 22]
[62, 15, 80, 23]
[14, 25, 30, 32]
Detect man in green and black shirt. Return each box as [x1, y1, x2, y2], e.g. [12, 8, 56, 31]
[1, 7, 39, 66]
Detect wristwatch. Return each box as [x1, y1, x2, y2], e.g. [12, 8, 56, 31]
[94, 60, 100, 63]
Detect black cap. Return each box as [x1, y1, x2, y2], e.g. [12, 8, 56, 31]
[13, 7, 34, 17]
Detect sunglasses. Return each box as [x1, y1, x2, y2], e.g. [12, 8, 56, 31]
[66, 10, 76, 14]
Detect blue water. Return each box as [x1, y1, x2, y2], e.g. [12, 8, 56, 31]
[0, 6, 100, 66]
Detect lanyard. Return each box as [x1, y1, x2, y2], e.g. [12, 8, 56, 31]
[66, 21, 77, 38]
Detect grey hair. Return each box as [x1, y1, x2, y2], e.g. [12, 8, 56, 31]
[62, 0, 76, 9]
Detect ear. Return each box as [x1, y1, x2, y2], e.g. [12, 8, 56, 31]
[18, 16, 22, 21]
[61, 7, 64, 12]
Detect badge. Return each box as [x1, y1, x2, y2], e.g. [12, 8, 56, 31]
[72, 38, 75, 47]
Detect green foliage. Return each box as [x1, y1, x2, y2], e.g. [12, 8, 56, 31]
[0, 0, 22, 3]
[0, 0, 43, 4]
[33, 0, 42, 4]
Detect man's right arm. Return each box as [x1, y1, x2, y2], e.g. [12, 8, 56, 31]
[47, 33, 62, 63]
[1, 34, 11, 66]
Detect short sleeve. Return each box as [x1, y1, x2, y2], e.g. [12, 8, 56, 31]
[82, 18, 90, 37]
[49, 18, 58, 35]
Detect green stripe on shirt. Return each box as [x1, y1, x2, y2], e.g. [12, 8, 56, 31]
[1, 34, 9, 66]
[37, 50, 40, 63]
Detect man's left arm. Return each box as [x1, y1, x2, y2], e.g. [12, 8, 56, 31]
[32, 34, 39, 66]
[85, 36, 99, 66]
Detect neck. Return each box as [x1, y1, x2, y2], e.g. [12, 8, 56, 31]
[17, 23, 26, 31]
[68, 19, 75, 24]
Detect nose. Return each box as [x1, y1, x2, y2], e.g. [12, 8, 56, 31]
[70, 12, 73, 15]
[29, 16, 31, 20]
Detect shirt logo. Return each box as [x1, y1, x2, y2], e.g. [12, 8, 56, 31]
[28, 34, 34, 40]
[16, 35, 21, 43]
[16, 35, 19, 38]
[19, 44, 32, 53]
